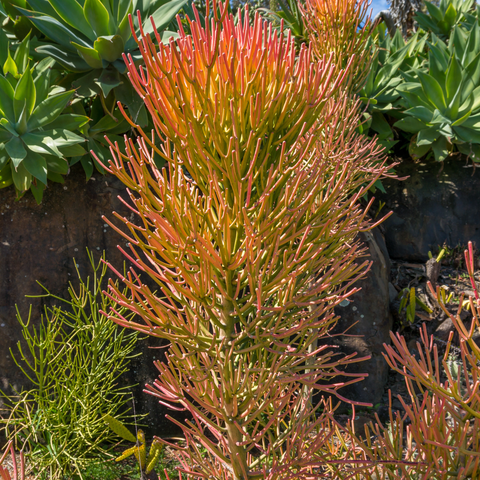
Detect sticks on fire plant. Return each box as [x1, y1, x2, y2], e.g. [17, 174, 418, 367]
[301, 0, 374, 93]
[99, 2, 392, 478]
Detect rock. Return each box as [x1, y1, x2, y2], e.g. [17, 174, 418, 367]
[425, 258, 441, 289]
[0, 165, 184, 436]
[434, 318, 455, 344]
[388, 282, 399, 305]
[325, 228, 393, 406]
[377, 157, 480, 261]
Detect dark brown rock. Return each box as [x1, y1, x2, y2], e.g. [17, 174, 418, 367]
[434, 318, 455, 344]
[425, 258, 441, 289]
[0, 165, 183, 436]
[326, 228, 393, 406]
[377, 157, 480, 261]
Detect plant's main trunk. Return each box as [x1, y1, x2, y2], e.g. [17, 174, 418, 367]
[221, 292, 250, 480]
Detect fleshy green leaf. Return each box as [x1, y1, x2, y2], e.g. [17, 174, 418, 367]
[0, 75, 15, 121]
[443, 3, 457, 30]
[370, 112, 393, 140]
[417, 127, 440, 146]
[94, 67, 122, 98]
[35, 45, 91, 73]
[431, 136, 450, 162]
[23, 149, 48, 184]
[394, 117, 426, 133]
[48, 0, 96, 41]
[11, 161, 31, 191]
[425, 1, 444, 23]
[21, 133, 63, 157]
[3, 49, 19, 78]
[0, 29, 9, 68]
[16, 102, 28, 135]
[451, 108, 472, 127]
[94, 35, 125, 63]
[454, 125, 480, 143]
[28, 90, 75, 131]
[0, 160, 13, 188]
[409, 136, 431, 160]
[47, 114, 90, 131]
[445, 56, 463, 104]
[5, 136, 27, 168]
[80, 155, 94, 179]
[0, 127, 12, 143]
[13, 34, 30, 75]
[0, 119, 19, 137]
[41, 129, 85, 148]
[90, 114, 128, 134]
[404, 106, 433, 124]
[462, 53, 480, 104]
[14, 67, 36, 119]
[71, 42, 103, 69]
[87, 138, 107, 173]
[84, 0, 113, 37]
[30, 180, 46, 203]
[15, 9, 91, 51]
[417, 71, 446, 111]
[46, 155, 69, 174]
[34, 61, 52, 104]
[59, 144, 87, 157]
[47, 171, 65, 183]
[117, 1, 133, 44]
[72, 69, 102, 98]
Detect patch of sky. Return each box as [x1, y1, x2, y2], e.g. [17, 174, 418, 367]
[370, 0, 389, 17]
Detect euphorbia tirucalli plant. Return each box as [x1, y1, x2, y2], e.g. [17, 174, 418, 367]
[301, 0, 374, 93]
[99, 2, 393, 478]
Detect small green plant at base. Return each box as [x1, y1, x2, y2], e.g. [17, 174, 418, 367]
[1, 250, 140, 480]
[398, 287, 433, 324]
[104, 415, 163, 479]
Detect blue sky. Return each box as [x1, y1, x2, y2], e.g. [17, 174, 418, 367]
[370, 0, 389, 17]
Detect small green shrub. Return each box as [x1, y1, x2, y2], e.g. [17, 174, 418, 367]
[1, 251, 140, 480]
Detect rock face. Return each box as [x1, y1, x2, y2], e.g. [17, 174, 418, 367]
[377, 157, 480, 261]
[0, 165, 183, 436]
[327, 228, 393, 406]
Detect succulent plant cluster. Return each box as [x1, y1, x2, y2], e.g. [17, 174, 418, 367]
[357, 0, 480, 164]
[0, 30, 87, 202]
[98, 0, 394, 477]
[397, 22, 480, 162]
